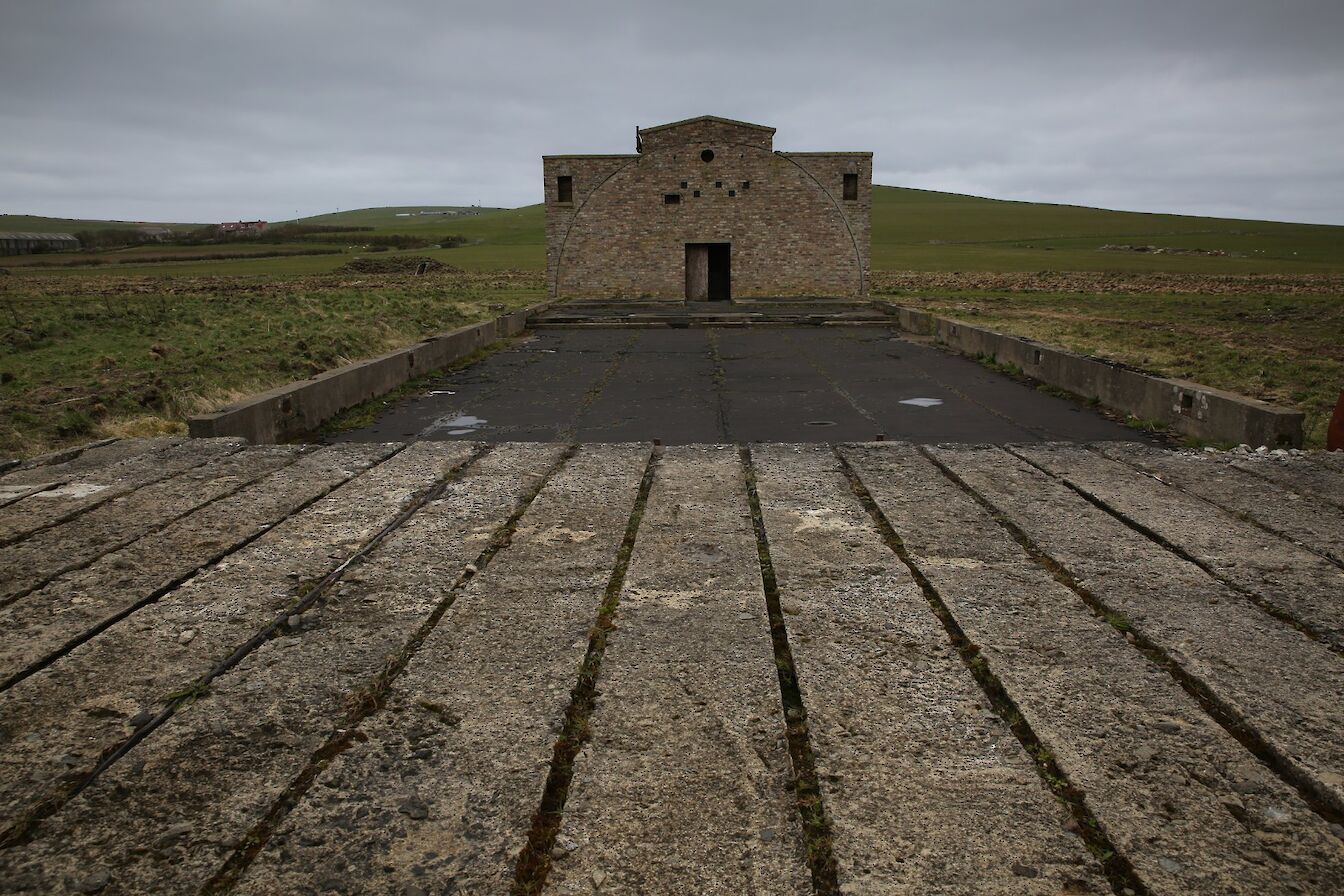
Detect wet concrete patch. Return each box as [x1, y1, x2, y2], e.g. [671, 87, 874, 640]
[329, 327, 1155, 445]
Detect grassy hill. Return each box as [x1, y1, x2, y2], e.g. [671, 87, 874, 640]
[285, 205, 502, 228]
[288, 185, 1344, 275]
[0, 214, 202, 233]
[8, 186, 1343, 276]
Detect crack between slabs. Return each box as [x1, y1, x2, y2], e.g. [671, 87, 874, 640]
[560, 331, 639, 442]
[742, 446, 841, 896]
[706, 330, 735, 443]
[510, 445, 660, 896]
[1222, 457, 1344, 515]
[786, 330, 881, 435]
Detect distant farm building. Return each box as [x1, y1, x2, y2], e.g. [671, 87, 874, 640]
[0, 232, 80, 255]
[218, 220, 268, 235]
[136, 226, 174, 241]
[544, 115, 871, 300]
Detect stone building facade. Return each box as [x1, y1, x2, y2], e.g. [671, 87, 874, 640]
[544, 116, 871, 300]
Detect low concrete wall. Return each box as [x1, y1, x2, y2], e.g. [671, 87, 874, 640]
[877, 302, 1305, 448]
[188, 303, 549, 444]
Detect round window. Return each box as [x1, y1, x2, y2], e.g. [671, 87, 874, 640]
[700, 149, 715, 163]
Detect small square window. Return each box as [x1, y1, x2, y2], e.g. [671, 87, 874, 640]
[693, 190, 701, 198]
[680, 181, 688, 189]
[556, 175, 573, 203]
[715, 181, 722, 188]
[843, 173, 858, 201]
[664, 193, 681, 205]
[728, 190, 736, 197]
[741, 181, 750, 190]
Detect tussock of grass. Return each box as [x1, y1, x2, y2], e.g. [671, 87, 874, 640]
[95, 414, 187, 440]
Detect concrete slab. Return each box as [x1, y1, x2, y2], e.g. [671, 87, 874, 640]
[331, 328, 1154, 446]
[0, 445, 306, 605]
[0, 443, 394, 688]
[545, 447, 810, 895]
[1, 438, 1341, 896]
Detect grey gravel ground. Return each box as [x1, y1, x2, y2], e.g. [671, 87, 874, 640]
[1, 437, 1341, 896]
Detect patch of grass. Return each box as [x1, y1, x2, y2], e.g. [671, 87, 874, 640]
[1125, 415, 1170, 434]
[1103, 612, 1132, 633]
[165, 680, 212, 707]
[973, 352, 1025, 378]
[0, 270, 543, 457]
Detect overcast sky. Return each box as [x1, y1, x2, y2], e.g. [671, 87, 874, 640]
[3, 0, 1343, 225]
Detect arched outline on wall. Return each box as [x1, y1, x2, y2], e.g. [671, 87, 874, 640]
[552, 155, 642, 297]
[552, 142, 865, 297]
[772, 151, 866, 297]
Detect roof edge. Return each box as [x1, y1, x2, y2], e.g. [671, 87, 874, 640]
[543, 154, 640, 160]
[637, 115, 776, 136]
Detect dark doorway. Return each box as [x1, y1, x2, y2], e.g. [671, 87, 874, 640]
[685, 242, 731, 301]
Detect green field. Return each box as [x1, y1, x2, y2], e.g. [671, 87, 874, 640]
[3, 186, 1341, 456]
[9, 186, 1342, 276]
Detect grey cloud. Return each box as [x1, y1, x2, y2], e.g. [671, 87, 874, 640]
[2, 0, 1342, 224]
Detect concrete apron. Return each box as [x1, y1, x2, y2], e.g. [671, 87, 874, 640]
[2, 438, 1342, 896]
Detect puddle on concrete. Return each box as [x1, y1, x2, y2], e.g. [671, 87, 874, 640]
[899, 398, 944, 408]
[429, 414, 488, 437]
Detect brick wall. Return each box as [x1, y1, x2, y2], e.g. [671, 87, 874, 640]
[544, 117, 871, 299]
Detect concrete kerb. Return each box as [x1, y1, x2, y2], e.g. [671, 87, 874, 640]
[187, 302, 555, 444]
[875, 301, 1304, 448]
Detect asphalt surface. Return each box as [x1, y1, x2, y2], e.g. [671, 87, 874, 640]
[331, 327, 1153, 444]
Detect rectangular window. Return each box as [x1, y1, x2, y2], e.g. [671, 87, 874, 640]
[664, 193, 681, 205]
[680, 181, 688, 189]
[843, 173, 858, 201]
[556, 175, 573, 203]
[741, 181, 751, 190]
